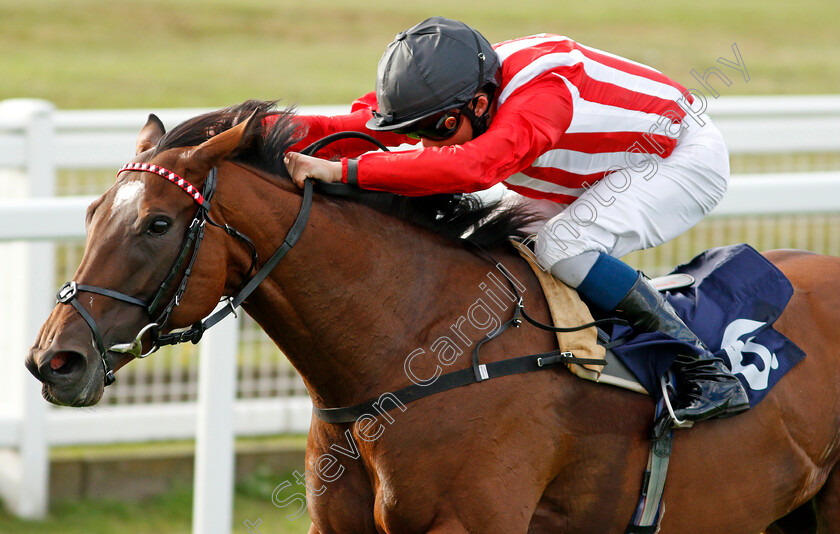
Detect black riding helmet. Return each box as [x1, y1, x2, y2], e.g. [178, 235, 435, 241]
[366, 17, 501, 133]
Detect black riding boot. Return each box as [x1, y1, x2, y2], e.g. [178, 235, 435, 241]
[616, 273, 750, 424]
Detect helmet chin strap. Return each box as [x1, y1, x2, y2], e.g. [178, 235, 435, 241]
[462, 96, 492, 138]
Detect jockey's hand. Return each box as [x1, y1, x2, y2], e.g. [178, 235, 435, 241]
[284, 152, 342, 188]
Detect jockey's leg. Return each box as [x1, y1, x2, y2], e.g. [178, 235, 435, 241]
[617, 268, 750, 423]
[533, 117, 748, 426]
[551, 251, 749, 424]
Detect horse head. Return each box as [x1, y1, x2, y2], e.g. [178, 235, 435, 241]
[24, 99, 531, 410]
[25, 109, 262, 406]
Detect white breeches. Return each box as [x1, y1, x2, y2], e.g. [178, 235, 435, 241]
[520, 116, 730, 270]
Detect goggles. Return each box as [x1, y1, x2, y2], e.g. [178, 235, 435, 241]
[395, 108, 464, 141]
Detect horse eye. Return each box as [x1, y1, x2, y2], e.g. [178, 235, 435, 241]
[146, 218, 171, 236]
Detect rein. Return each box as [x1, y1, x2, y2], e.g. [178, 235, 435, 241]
[55, 132, 374, 387]
[55, 128, 613, 398]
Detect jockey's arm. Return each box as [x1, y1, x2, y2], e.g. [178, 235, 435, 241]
[345, 77, 572, 196]
[287, 76, 573, 196]
[266, 92, 417, 160]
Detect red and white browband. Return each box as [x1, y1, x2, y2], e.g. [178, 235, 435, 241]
[117, 163, 208, 207]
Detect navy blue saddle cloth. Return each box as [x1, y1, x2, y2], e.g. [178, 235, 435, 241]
[604, 244, 805, 406]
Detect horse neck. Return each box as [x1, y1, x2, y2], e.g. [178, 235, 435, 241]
[216, 165, 494, 409]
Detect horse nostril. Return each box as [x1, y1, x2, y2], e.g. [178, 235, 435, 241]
[46, 351, 85, 378]
[51, 352, 70, 372]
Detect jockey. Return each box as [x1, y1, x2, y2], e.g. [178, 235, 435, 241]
[282, 16, 749, 426]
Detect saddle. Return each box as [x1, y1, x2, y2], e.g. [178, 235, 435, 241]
[512, 242, 692, 396]
[514, 241, 805, 406]
[514, 241, 806, 533]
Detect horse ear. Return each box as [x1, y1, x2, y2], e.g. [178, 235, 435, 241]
[188, 111, 259, 175]
[136, 114, 166, 155]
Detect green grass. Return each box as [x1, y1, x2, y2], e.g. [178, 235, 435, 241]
[0, 437, 313, 534]
[0, 480, 312, 534]
[49, 434, 308, 460]
[2, 0, 839, 110]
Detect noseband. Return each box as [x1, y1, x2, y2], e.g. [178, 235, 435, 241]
[56, 156, 313, 386]
[56, 163, 226, 385]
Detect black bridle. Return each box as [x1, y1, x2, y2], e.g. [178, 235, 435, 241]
[56, 163, 304, 386]
[56, 132, 385, 387]
[57, 164, 227, 385]
[56, 129, 615, 392]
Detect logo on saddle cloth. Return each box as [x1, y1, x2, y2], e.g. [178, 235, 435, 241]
[607, 244, 806, 407]
[721, 318, 779, 391]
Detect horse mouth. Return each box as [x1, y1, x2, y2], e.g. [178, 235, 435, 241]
[42, 378, 104, 407]
[34, 350, 106, 407]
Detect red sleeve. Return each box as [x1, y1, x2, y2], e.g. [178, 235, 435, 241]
[350, 76, 574, 196]
[264, 92, 420, 159]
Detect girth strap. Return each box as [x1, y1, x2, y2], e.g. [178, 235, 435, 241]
[313, 242, 610, 424]
[313, 349, 604, 424]
[625, 374, 676, 533]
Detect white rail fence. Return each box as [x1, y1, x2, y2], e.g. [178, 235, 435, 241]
[0, 96, 839, 530]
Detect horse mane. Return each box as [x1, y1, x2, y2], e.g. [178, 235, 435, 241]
[154, 100, 539, 248]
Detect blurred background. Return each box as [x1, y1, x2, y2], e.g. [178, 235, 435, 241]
[1, 0, 838, 532]
[4, 0, 838, 106]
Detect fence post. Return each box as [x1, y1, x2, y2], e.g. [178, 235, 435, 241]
[0, 99, 56, 519]
[192, 311, 241, 534]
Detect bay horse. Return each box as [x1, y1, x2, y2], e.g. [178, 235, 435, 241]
[25, 101, 840, 533]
